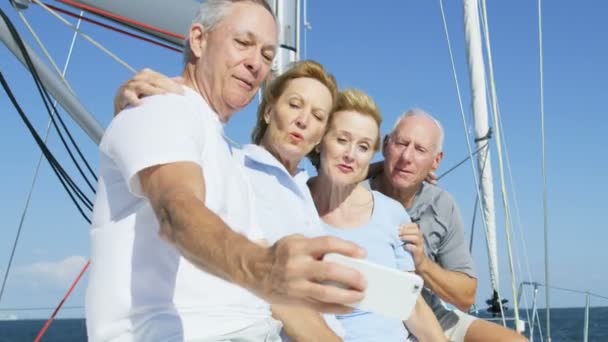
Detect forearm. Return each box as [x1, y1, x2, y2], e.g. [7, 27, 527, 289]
[272, 305, 341, 342]
[405, 296, 446, 342]
[417, 259, 477, 311]
[158, 190, 270, 293]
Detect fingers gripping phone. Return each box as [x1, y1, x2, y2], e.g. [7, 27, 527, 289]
[323, 253, 423, 321]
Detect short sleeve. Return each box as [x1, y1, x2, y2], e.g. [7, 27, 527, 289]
[100, 92, 210, 197]
[435, 194, 476, 278]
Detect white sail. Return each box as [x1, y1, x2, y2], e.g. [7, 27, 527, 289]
[53, 0, 200, 46]
[462, 0, 500, 296]
[58, 0, 300, 77]
[0, 0, 299, 148]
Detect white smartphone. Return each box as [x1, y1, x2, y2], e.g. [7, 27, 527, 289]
[323, 253, 423, 321]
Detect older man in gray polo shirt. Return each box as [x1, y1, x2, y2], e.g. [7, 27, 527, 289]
[368, 109, 527, 342]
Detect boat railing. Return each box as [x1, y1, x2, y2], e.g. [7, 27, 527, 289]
[517, 281, 608, 342]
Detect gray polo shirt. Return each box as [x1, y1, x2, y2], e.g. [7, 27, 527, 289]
[365, 179, 476, 330]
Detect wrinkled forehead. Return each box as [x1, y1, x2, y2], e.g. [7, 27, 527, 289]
[331, 110, 380, 138]
[392, 117, 440, 148]
[220, 2, 278, 46]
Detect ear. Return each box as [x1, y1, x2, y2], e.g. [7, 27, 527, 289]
[263, 105, 272, 124]
[188, 23, 207, 59]
[381, 134, 390, 158]
[431, 151, 444, 172]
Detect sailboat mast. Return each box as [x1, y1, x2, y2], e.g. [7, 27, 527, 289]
[268, 0, 300, 76]
[478, 0, 522, 328]
[462, 0, 501, 304]
[0, 16, 104, 144]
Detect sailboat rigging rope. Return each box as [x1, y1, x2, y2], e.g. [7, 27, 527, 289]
[468, 142, 491, 254]
[303, 0, 311, 60]
[0, 72, 93, 307]
[34, 261, 90, 342]
[496, 104, 538, 334]
[437, 0, 492, 219]
[537, 0, 551, 340]
[12, 7, 98, 189]
[0, 8, 95, 213]
[474, 4, 538, 331]
[437, 141, 488, 180]
[478, 0, 518, 326]
[0, 11, 96, 307]
[438, 0, 504, 321]
[0, 305, 83, 311]
[0, 36, 93, 341]
[0, 7, 89, 308]
[0, 74, 93, 219]
[43, 3, 182, 53]
[15, 10, 65, 87]
[31, 0, 136, 73]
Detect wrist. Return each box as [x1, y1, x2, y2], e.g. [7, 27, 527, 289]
[239, 242, 274, 298]
[415, 255, 431, 275]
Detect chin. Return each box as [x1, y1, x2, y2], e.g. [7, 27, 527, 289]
[279, 144, 307, 162]
[390, 177, 414, 190]
[226, 93, 254, 110]
[331, 173, 359, 187]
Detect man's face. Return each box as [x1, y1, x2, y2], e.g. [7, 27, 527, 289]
[382, 115, 443, 190]
[190, 2, 277, 121]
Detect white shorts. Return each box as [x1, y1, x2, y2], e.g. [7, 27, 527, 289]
[443, 310, 477, 342]
[191, 317, 283, 342]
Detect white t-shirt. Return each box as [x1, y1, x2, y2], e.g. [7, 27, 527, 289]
[86, 88, 269, 341]
[235, 144, 346, 339]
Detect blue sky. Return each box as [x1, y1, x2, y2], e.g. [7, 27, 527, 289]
[0, 0, 606, 320]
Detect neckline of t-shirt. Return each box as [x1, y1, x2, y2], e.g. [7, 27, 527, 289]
[242, 144, 307, 179]
[182, 86, 222, 126]
[322, 190, 378, 231]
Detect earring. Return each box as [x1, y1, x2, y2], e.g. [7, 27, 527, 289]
[315, 145, 321, 153]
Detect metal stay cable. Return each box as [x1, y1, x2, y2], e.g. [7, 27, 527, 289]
[0, 9, 92, 306]
[537, 0, 552, 339]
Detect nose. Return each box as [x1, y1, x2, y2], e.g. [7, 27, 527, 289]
[401, 144, 414, 162]
[244, 50, 262, 75]
[343, 144, 355, 163]
[295, 111, 309, 129]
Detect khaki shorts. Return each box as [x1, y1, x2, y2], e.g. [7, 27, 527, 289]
[444, 310, 477, 342]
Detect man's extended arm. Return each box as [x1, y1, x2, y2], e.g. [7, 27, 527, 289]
[139, 161, 367, 313]
[140, 161, 268, 289]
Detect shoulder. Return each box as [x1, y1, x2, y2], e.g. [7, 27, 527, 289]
[419, 184, 457, 212]
[106, 90, 205, 133]
[100, 89, 216, 155]
[372, 190, 410, 224]
[231, 146, 246, 164]
[417, 185, 463, 230]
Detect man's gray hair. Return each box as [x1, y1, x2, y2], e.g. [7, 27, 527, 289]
[390, 108, 445, 154]
[182, 0, 276, 65]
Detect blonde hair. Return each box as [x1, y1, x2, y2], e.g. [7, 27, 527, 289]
[309, 88, 382, 168]
[251, 60, 338, 144]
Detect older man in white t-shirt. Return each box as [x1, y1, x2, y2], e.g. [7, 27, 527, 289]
[86, 1, 367, 341]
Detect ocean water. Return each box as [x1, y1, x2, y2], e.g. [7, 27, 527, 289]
[0, 307, 606, 341]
